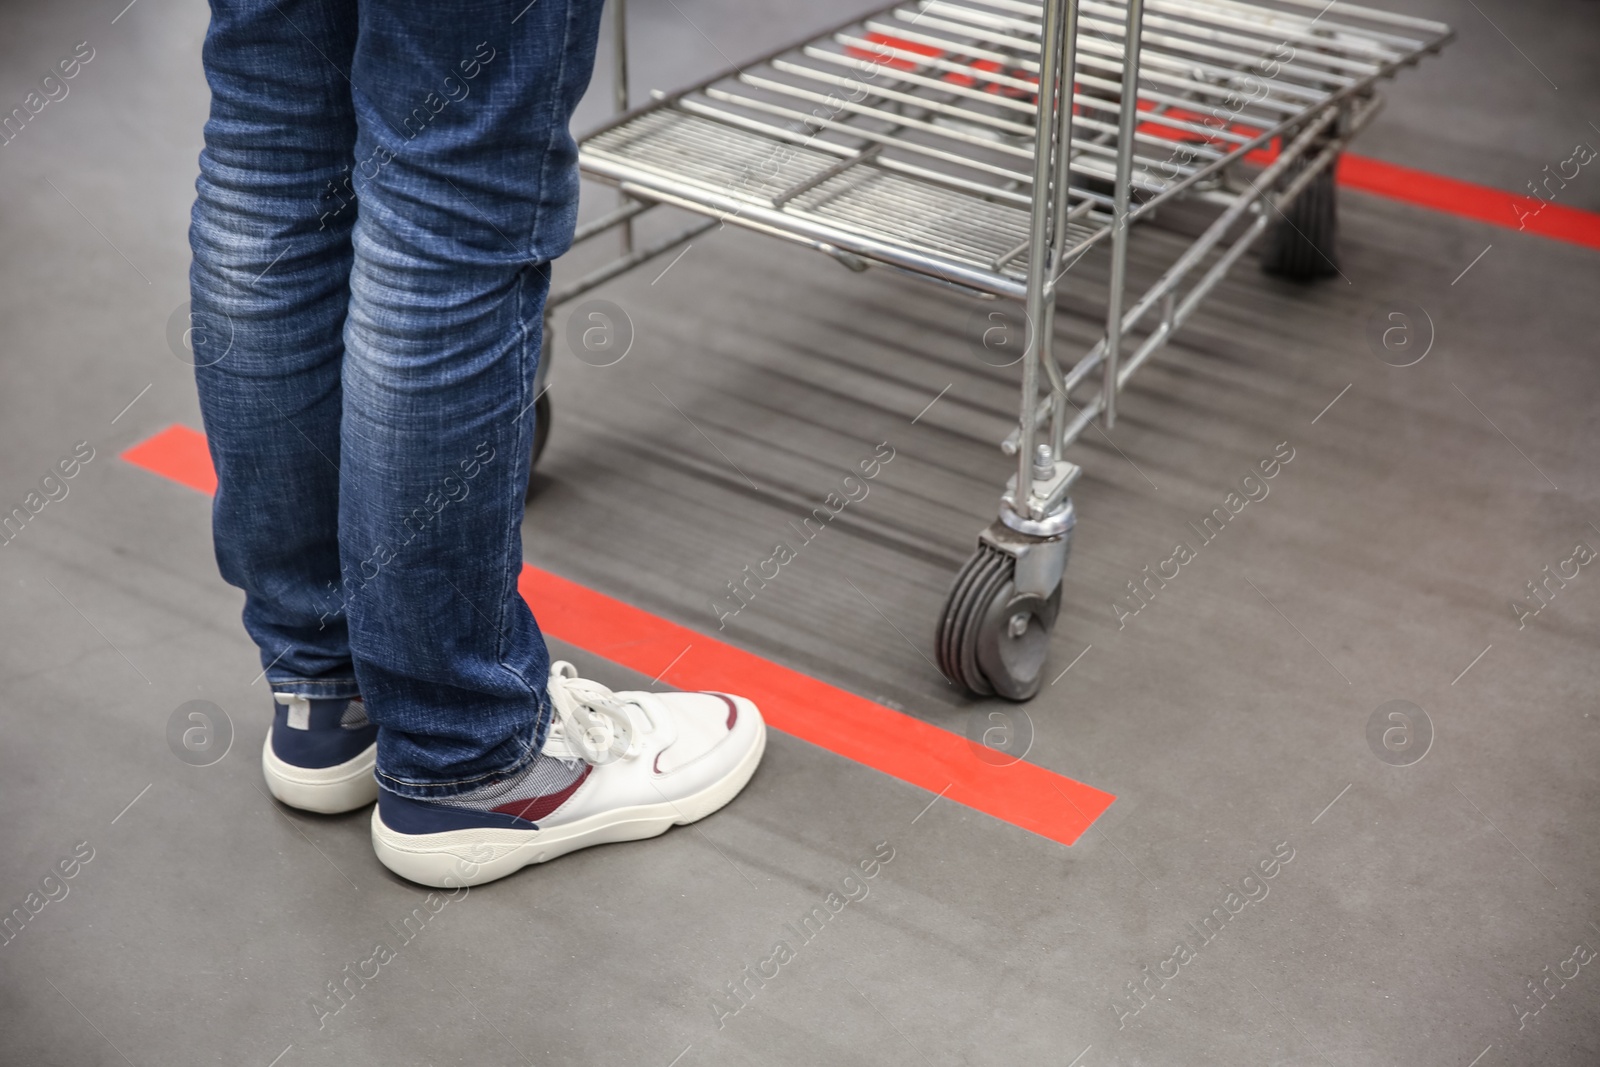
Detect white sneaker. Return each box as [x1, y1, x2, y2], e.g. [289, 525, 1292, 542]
[370, 662, 767, 887]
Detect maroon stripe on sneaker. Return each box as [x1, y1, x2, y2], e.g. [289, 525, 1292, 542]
[491, 764, 592, 822]
[703, 693, 738, 729]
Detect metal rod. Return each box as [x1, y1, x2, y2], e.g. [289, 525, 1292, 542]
[1101, 0, 1143, 430]
[1109, 106, 1343, 342]
[581, 0, 1430, 326]
[1069, 28, 1332, 104]
[767, 60, 1036, 136]
[770, 144, 883, 206]
[577, 2, 901, 142]
[1126, 0, 1387, 68]
[674, 98, 1037, 206]
[1074, 4, 1371, 82]
[549, 218, 717, 308]
[807, 42, 1037, 112]
[612, 0, 633, 255]
[895, 4, 1342, 103]
[700, 87, 1034, 184]
[1095, 84, 1357, 219]
[820, 36, 1254, 148]
[1058, 393, 1104, 452]
[601, 175, 1027, 295]
[1003, 97, 1367, 454]
[1118, 102, 1345, 328]
[1210, 0, 1448, 36]
[864, 16, 1304, 116]
[949, 0, 1386, 78]
[1017, 0, 1068, 518]
[733, 74, 1036, 158]
[572, 199, 653, 245]
[1045, 0, 1080, 458]
[611, 0, 628, 115]
[831, 32, 1038, 94]
[1118, 214, 1267, 387]
[993, 199, 1091, 273]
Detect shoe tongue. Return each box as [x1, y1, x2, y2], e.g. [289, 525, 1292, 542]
[545, 690, 652, 764]
[540, 720, 584, 762]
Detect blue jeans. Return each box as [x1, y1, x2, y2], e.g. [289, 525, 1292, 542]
[189, 0, 603, 796]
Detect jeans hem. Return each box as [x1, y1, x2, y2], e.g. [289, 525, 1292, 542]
[374, 696, 552, 799]
[266, 676, 361, 699]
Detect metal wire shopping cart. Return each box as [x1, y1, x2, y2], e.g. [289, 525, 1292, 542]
[535, 0, 1454, 700]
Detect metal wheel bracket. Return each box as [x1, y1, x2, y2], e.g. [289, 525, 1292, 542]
[979, 504, 1074, 600]
[1002, 456, 1082, 529]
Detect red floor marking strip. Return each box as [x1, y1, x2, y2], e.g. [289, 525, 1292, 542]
[1239, 143, 1600, 251]
[518, 566, 1114, 845]
[121, 425, 1117, 847]
[120, 424, 217, 495]
[1334, 154, 1600, 251]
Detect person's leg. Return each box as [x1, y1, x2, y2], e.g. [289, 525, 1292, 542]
[191, 0, 379, 813]
[337, 0, 603, 796]
[339, 0, 770, 887]
[191, 0, 359, 695]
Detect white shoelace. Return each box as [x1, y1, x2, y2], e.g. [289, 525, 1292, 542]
[542, 661, 658, 766]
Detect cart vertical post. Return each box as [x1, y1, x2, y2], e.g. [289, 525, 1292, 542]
[1018, 0, 1069, 517]
[612, 0, 633, 256]
[1101, 0, 1144, 430]
[1045, 0, 1081, 461]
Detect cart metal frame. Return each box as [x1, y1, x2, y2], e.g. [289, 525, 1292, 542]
[538, 0, 1453, 698]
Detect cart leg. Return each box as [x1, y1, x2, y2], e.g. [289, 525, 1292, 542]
[612, 0, 633, 257]
[529, 0, 628, 487]
[938, 0, 1082, 700]
[1044, 0, 1079, 459]
[1101, 0, 1144, 430]
[1261, 149, 1341, 280]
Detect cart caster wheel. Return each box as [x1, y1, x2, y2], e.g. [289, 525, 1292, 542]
[1262, 157, 1339, 281]
[937, 542, 1062, 701]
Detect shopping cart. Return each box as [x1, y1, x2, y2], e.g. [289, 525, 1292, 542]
[535, 0, 1453, 699]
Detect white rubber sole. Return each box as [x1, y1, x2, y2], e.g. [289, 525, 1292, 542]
[262, 729, 379, 814]
[371, 722, 767, 888]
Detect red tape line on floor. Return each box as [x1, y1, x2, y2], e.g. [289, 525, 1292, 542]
[121, 424, 218, 495]
[121, 424, 1117, 846]
[1334, 154, 1600, 251]
[1241, 144, 1600, 251]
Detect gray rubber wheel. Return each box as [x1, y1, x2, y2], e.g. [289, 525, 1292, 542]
[1261, 158, 1339, 281]
[937, 543, 1062, 701]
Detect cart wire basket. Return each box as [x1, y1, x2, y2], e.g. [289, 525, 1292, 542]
[538, 0, 1454, 700]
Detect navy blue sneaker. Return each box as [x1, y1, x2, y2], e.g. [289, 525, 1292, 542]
[263, 692, 378, 814]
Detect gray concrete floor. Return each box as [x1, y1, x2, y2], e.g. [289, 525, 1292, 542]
[2, 0, 1598, 1064]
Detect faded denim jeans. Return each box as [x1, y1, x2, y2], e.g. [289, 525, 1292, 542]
[188, 0, 603, 796]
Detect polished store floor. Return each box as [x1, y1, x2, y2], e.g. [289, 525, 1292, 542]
[1, 0, 1598, 1064]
